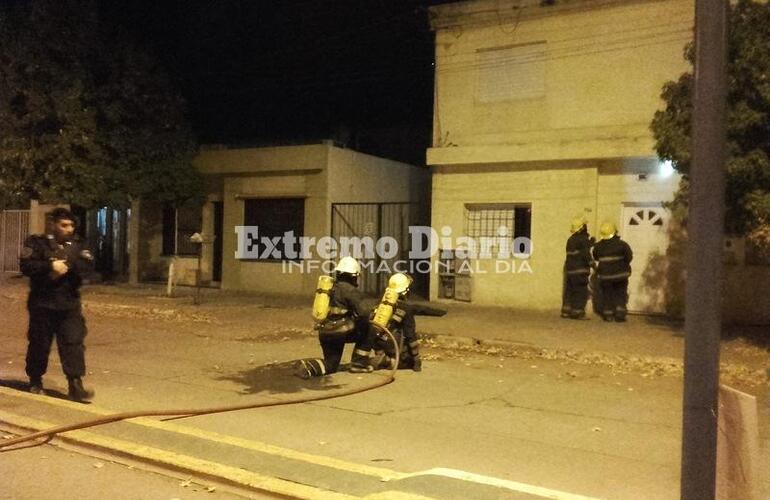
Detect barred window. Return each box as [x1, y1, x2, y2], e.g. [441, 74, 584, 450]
[464, 203, 531, 240]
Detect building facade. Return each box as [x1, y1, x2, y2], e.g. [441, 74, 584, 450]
[129, 142, 429, 296]
[427, 0, 693, 312]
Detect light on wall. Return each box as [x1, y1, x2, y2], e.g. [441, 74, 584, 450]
[659, 160, 675, 178]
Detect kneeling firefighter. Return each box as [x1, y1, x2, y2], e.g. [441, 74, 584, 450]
[296, 257, 378, 378]
[370, 273, 447, 372]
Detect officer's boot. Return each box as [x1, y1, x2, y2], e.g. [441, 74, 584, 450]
[408, 341, 422, 372]
[28, 377, 43, 395]
[67, 377, 94, 402]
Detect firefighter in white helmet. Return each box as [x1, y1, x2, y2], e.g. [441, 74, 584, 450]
[296, 256, 378, 378]
[371, 272, 446, 372]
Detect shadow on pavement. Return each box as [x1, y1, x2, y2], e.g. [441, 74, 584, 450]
[723, 325, 770, 351]
[0, 378, 86, 403]
[643, 314, 684, 335]
[214, 361, 354, 396]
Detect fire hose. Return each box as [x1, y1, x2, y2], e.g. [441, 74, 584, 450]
[0, 327, 399, 450]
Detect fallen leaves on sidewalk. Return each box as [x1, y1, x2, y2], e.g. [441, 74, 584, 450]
[83, 302, 215, 324]
[421, 336, 770, 387]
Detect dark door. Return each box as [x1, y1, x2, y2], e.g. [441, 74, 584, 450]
[213, 201, 223, 282]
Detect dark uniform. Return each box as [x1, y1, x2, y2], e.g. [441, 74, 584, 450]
[372, 301, 446, 372]
[20, 234, 94, 389]
[298, 278, 377, 377]
[592, 235, 633, 321]
[562, 228, 593, 319]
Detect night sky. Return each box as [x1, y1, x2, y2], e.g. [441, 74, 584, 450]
[100, 1, 455, 164]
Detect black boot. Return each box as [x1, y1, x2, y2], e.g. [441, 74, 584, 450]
[29, 377, 43, 395]
[412, 357, 422, 372]
[67, 377, 94, 402]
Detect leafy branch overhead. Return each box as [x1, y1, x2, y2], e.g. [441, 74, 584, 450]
[651, 0, 770, 237]
[0, 0, 202, 209]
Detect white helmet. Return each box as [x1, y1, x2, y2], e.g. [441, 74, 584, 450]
[334, 256, 360, 275]
[388, 273, 412, 294]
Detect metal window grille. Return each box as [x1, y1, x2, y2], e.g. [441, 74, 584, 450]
[464, 203, 531, 240]
[464, 205, 513, 238]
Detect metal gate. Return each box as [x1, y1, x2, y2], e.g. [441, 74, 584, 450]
[331, 202, 428, 297]
[0, 210, 30, 273]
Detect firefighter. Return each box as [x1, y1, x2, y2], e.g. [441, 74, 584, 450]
[592, 222, 633, 322]
[561, 217, 594, 319]
[20, 208, 95, 401]
[371, 273, 447, 372]
[295, 256, 378, 378]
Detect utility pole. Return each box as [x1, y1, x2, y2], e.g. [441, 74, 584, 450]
[680, 1, 728, 499]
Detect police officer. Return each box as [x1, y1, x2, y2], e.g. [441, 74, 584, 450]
[561, 217, 594, 319]
[592, 222, 633, 322]
[20, 208, 95, 401]
[295, 257, 377, 378]
[371, 273, 446, 372]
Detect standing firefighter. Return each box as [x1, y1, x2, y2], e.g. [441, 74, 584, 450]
[20, 208, 95, 401]
[592, 222, 633, 322]
[370, 273, 447, 372]
[561, 217, 594, 319]
[296, 257, 377, 378]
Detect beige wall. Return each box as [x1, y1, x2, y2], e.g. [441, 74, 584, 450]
[428, 0, 694, 165]
[426, 0, 693, 309]
[595, 158, 681, 231]
[194, 145, 329, 294]
[429, 157, 681, 308]
[188, 144, 425, 295]
[430, 161, 597, 307]
[327, 147, 429, 204]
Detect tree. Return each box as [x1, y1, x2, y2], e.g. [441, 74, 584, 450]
[0, 0, 202, 210]
[651, 0, 770, 244]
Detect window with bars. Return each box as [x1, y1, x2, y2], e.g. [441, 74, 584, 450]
[464, 203, 531, 240]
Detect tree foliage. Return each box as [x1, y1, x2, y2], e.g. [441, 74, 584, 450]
[651, 0, 770, 238]
[0, 0, 202, 210]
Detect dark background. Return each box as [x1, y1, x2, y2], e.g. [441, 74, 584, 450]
[100, 1, 457, 164]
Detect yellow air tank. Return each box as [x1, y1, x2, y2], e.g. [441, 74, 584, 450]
[371, 287, 399, 331]
[312, 275, 334, 322]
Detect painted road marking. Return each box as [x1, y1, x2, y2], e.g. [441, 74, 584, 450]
[0, 409, 353, 500]
[0, 386, 601, 499]
[0, 386, 403, 480]
[402, 468, 601, 500]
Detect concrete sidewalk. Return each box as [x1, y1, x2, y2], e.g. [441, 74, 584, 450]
[3, 274, 768, 375]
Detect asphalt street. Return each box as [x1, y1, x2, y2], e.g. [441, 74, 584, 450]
[0, 278, 768, 499]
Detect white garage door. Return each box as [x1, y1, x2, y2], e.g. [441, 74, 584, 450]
[621, 205, 670, 314]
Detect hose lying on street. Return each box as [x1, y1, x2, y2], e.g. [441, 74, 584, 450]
[0, 328, 399, 451]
